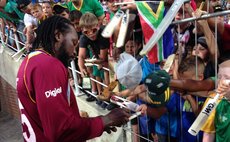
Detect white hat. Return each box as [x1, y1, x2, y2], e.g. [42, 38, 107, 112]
[115, 53, 142, 89]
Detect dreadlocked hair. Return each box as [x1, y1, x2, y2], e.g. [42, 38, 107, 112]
[32, 16, 72, 55]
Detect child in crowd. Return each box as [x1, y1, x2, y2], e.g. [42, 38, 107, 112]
[66, 0, 105, 24]
[201, 60, 230, 142]
[192, 9, 219, 79]
[173, 6, 195, 59]
[22, 3, 38, 51]
[53, 3, 69, 19]
[69, 10, 82, 34]
[41, 1, 53, 18]
[29, 3, 46, 24]
[125, 39, 158, 142]
[68, 10, 82, 87]
[125, 40, 137, 56]
[78, 12, 110, 108]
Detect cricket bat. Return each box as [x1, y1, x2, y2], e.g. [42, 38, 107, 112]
[110, 95, 139, 112]
[139, 0, 186, 55]
[188, 80, 230, 136]
[163, 54, 175, 72]
[102, 10, 124, 38]
[116, 9, 130, 48]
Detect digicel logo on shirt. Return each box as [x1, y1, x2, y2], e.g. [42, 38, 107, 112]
[45, 87, 62, 98]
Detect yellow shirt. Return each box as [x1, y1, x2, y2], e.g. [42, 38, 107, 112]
[201, 93, 221, 133]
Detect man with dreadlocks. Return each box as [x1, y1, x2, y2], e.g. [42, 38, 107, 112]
[16, 16, 130, 142]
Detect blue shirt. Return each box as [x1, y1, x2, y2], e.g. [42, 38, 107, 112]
[137, 99, 156, 135]
[167, 93, 205, 142]
[155, 93, 178, 137]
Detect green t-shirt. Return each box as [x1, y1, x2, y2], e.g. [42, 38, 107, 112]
[215, 99, 230, 142]
[3, 1, 24, 20]
[66, 0, 104, 18]
[209, 76, 216, 82]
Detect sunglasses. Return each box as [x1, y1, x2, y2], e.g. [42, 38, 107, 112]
[82, 28, 98, 35]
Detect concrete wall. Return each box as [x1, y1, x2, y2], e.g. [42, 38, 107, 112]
[0, 49, 20, 89]
[0, 48, 21, 119]
[0, 48, 132, 142]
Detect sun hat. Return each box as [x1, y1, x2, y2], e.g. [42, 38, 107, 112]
[115, 52, 142, 89]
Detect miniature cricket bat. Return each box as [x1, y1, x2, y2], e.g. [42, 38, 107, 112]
[110, 95, 140, 112]
[188, 80, 230, 136]
[110, 95, 141, 120]
[129, 112, 142, 120]
[102, 10, 124, 38]
[116, 9, 130, 48]
[139, 0, 186, 55]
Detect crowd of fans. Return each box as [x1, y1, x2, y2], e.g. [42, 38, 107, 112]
[1, 0, 230, 142]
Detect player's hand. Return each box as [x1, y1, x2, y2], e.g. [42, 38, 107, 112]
[102, 108, 130, 131]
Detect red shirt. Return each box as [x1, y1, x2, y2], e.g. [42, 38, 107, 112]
[17, 50, 104, 142]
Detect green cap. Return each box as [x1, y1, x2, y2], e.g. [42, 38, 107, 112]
[144, 70, 171, 107]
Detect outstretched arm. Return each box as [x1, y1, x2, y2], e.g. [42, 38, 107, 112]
[193, 9, 219, 63]
[137, 104, 167, 119]
[170, 78, 215, 92]
[78, 47, 88, 77]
